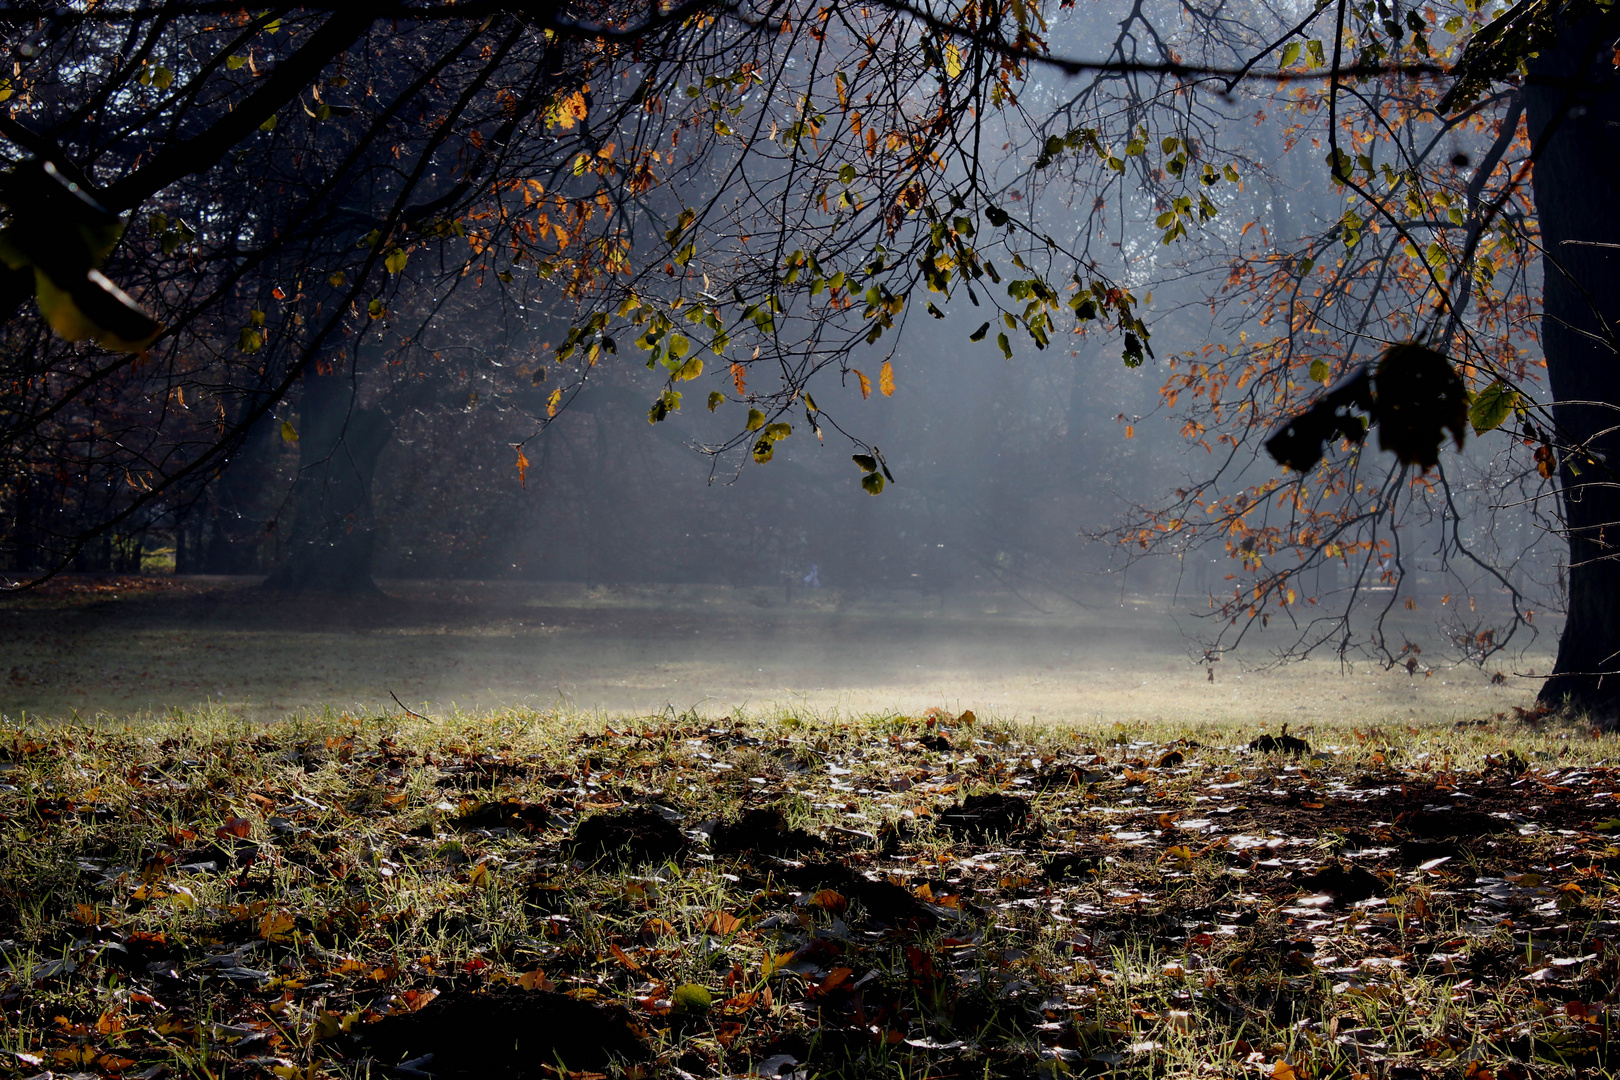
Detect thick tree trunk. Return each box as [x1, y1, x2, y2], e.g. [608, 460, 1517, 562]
[1528, 10, 1620, 716]
[262, 370, 394, 595]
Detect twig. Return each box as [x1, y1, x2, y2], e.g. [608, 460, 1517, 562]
[389, 691, 431, 722]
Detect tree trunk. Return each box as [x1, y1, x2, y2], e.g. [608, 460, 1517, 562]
[1529, 10, 1620, 716]
[262, 370, 394, 595]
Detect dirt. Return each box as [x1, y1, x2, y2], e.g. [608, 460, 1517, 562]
[937, 792, 1029, 839]
[567, 807, 686, 866]
[711, 807, 825, 855]
[359, 986, 650, 1077]
[450, 798, 551, 833]
[1293, 862, 1387, 903]
[1249, 730, 1312, 754]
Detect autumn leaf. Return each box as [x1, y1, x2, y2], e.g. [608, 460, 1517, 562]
[879, 360, 895, 396]
[705, 910, 743, 935]
[517, 969, 555, 991]
[515, 448, 530, 488]
[853, 367, 872, 399]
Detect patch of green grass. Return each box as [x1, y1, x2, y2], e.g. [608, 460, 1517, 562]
[0, 707, 1616, 1080]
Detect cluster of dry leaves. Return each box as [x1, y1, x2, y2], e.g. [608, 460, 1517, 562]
[1, 709, 1617, 1080]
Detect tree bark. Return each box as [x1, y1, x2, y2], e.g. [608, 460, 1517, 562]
[262, 370, 394, 595]
[1529, 10, 1620, 716]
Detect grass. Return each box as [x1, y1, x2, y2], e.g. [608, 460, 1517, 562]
[1, 705, 1616, 1080]
[0, 576, 1545, 724]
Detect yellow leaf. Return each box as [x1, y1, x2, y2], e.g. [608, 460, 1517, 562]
[259, 911, 295, 941]
[546, 387, 563, 417]
[1125, 424, 1134, 439]
[1273, 1061, 1299, 1080]
[515, 448, 530, 488]
[853, 368, 872, 399]
[762, 951, 796, 978]
[879, 360, 895, 397]
[944, 43, 963, 78]
[280, 419, 298, 443]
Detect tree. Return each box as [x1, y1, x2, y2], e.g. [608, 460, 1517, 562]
[2, 0, 1616, 713]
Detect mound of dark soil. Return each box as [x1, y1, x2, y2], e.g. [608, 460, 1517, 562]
[1249, 729, 1312, 755]
[1044, 851, 1102, 881]
[938, 793, 1029, 839]
[1399, 808, 1502, 840]
[1294, 863, 1386, 904]
[451, 798, 550, 833]
[712, 808, 824, 856]
[568, 807, 685, 866]
[360, 987, 648, 1077]
[784, 862, 937, 931]
[1399, 839, 1461, 865]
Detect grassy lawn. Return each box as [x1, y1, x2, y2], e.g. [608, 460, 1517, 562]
[0, 577, 1543, 725]
[1, 706, 1615, 1080]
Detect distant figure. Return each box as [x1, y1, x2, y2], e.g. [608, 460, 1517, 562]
[803, 563, 820, 588]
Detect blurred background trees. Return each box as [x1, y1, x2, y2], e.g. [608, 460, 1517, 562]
[0, 0, 1614, 707]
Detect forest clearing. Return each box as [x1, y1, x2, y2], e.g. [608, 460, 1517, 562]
[0, 578, 1541, 726]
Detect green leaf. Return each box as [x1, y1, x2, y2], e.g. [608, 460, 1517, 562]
[1309, 359, 1330, 383]
[969, 322, 990, 342]
[1280, 41, 1301, 66]
[259, 114, 278, 132]
[1469, 379, 1519, 434]
[862, 471, 886, 495]
[996, 332, 1012, 359]
[708, 391, 724, 411]
[852, 454, 878, 473]
[227, 55, 248, 70]
[384, 248, 408, 275]
[746, 408, 766, 431]
[280, 419, 298, 444]
[672, 985, 712, 1014]
[839, 163, 857, 185]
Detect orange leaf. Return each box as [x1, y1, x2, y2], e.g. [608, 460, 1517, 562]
[705, 910, 743, 935]
[808, 889, 848, 915]
[216, 817, 252, 839]
[816, 966, 854, 994]
[1272, 1061, 1299, 1080]
[1125, 424, 1134, 439]
[879, 360, 895, 396]
[853, 368, 872, 399]
[515, 448, 530, 488]
[731, 362, 747, 395]
[609, 943, 642, 971]
[517, 969, 555, 991]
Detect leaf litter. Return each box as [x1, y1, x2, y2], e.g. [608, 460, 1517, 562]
[1, 708, 1618, 1080]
